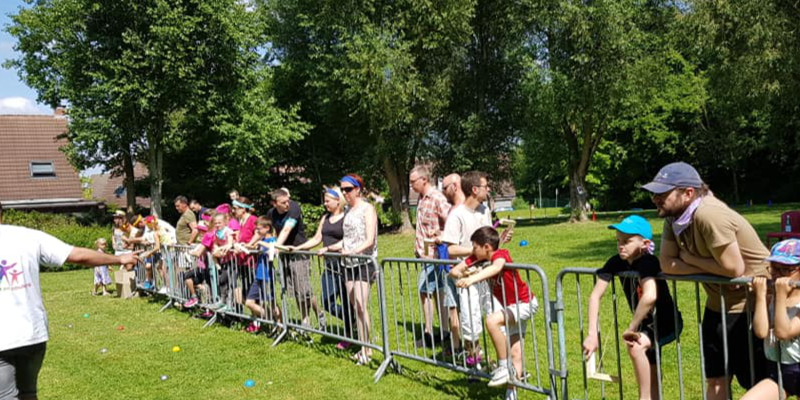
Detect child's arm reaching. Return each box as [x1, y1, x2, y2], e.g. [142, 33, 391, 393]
[750, 276, 770, 339]
[623, 278, 657, 338]
[583, 279, 610, 358]
[455, 257, 504, 288]
[773, 277, 800, 340]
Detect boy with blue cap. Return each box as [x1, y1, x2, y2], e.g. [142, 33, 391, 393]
[583, 215, 683, 400]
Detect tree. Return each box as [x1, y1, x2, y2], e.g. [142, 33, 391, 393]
[265, 0, 474, 231]
[520, 0, 703, 220]
[7, 0, 305, 215]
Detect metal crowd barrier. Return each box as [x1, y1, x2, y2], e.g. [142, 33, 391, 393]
[553, 268, 781, 400]
[276, 250, 389, 381]
[130, 247, 794, 400]
[378, 258, 557, 397]
[133, 243, 169, 294]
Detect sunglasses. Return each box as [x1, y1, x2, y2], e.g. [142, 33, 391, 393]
[342, 186, 356, 193]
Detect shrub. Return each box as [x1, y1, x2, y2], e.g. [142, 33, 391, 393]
[3, 209, 112, 272]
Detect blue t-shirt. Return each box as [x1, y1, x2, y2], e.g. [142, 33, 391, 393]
[255, 238, 275, 281]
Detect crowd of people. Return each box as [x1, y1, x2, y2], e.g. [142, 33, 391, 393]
[5, 162, 800, 400]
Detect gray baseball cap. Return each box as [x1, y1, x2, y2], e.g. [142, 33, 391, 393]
[642, 162, 704, 194]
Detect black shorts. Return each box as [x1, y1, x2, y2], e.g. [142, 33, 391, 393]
[0, 342, 47, 399]
[183, 268, 209, 286]
[768, 361, 800, 396]
[642, 313, 684, 365]
[702, 308, 769, 388]
[246, 279, 275, 303]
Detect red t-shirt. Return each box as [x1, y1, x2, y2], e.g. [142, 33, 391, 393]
[237, 214, 257, 244]
[466, 249, 532, 305]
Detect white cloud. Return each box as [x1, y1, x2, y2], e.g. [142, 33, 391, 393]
[0, 96, 50, 115]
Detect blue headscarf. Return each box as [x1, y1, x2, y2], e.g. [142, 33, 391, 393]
[340, 175, 361, 188]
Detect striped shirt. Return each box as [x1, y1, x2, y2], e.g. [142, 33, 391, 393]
[414, 187, 450, 258]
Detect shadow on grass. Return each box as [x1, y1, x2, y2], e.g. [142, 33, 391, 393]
[390, 363, 506, 399]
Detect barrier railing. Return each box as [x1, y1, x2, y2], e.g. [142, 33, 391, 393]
[140, 246, 790, 400]
[554, 268, 776, 400]
[379, 258, 557, 397]
[276, 250, 390, 381]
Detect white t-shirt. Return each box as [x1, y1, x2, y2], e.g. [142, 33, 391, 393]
[0, 224, 73, 352]
[441, 203, 492, 259]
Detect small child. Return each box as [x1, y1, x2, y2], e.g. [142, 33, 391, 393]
[243, 216, 281, 333]
[743, 239, 800, 400]
[582, 215, 682, 400]
[92, 238, 113, 296]
[452, 227, 537, 400]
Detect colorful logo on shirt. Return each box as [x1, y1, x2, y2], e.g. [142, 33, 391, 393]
[0, 259, 27, 290]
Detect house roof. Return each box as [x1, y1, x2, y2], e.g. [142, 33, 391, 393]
[0, 114, 85, 202]
[89, 163, 151, 209]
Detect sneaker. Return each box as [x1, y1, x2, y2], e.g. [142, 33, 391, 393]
[488, 365, 510, 387]
[200, 310, 214, 318]
[142, 281, 154, 290]
[318, 313, 327, 330]
[466, 355, 483, 368]
[245, 322, 259, 333]
[183, 298, 198, 308]
[336, 341, 352, 350]
[157, 286, 168, 295]
[415, 332, 434, 349]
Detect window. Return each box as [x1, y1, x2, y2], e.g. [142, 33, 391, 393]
[30, 161, 56, 177]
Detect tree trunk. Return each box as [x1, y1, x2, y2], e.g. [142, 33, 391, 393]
[147, 132, 163, 217]
[731, 168, 740, 205]
[569, 168, 589, 222]
[123, 149, 136, 213]
[382, 156, 413, 232]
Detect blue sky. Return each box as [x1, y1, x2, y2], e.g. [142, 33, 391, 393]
[0, 1, 51, 115]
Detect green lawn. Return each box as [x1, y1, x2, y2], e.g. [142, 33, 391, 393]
[38, 203, 797, 399]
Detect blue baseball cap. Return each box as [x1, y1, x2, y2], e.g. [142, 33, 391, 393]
[766, 239, 800, 265]
[642, 162, 704, 194]
[608, 215, 653, 240]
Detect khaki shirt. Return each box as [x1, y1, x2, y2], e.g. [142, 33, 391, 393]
[663, 195, 769, 312]
[176, 209, 197, 245]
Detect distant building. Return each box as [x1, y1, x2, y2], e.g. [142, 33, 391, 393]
[0, 109, 101, 212]
[89, 163, 151, 209]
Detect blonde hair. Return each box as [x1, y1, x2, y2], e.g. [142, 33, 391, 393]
[95, 238, 107, 247]
[324, 186, 346, 212]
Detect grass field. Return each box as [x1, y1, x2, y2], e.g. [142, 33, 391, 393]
[38, 203, 798, 399]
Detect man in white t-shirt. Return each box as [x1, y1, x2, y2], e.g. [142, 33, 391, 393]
[0, 202, 139, 400]
[442, 171, 512, 368]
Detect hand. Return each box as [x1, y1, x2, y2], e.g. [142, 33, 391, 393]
[118, 251, 141, 266]
[341, 249, 354, 256]
[622, 329, 651, 349]
[750, 276, 768, 298]
[775, 277, 793, 298]
[678, 249, 692, 264]
[582, 334, 598, 359]
[501, 228, 513, 244]
[456, 277, 473, 288]
[285, 246, 296, 252]
[317, 247, 328, 256]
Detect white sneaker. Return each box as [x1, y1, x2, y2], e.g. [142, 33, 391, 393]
[158, 287, 168, 295]
[488, 365, 509, 387]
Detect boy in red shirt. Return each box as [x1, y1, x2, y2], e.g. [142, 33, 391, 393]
[453, 226, 538, 397]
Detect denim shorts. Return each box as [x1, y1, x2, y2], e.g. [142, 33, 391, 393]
[417, 264, 457, 308]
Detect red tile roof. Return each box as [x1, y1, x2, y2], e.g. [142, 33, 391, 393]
[89, 163, 151, 208]
[0, 114, 84, 202]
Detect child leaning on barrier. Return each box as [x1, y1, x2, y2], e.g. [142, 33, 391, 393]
[743, 239, 800, 400]
[582, 215, 682, 400]
[452, 226, 537, 400]
[242, 216, 282, 334]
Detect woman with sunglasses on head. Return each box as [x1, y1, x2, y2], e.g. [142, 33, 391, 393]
[339, 174, 378, 365]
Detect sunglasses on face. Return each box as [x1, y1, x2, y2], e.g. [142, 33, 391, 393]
[342, 186, 356, 193]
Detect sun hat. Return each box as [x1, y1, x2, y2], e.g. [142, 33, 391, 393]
[608, 215, 653, 240]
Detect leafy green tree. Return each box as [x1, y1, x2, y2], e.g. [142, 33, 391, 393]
[7, 0, 305, 215]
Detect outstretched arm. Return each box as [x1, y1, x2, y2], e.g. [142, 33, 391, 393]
[67, 247, 139, 267]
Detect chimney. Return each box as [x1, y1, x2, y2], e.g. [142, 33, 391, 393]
[54, 107, 67, 117]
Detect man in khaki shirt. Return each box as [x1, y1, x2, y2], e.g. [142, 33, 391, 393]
[643, 162, 769, 400]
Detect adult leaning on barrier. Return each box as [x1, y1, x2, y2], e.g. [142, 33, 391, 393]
[0, 202, 140, 400]
[340, 174, 379, 365]
[290, 186, 355, 349]
[643, 161, 771, 400]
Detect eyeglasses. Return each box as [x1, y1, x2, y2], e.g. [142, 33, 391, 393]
[342, 186, 356, 193]
[409, 176, 423, 185]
